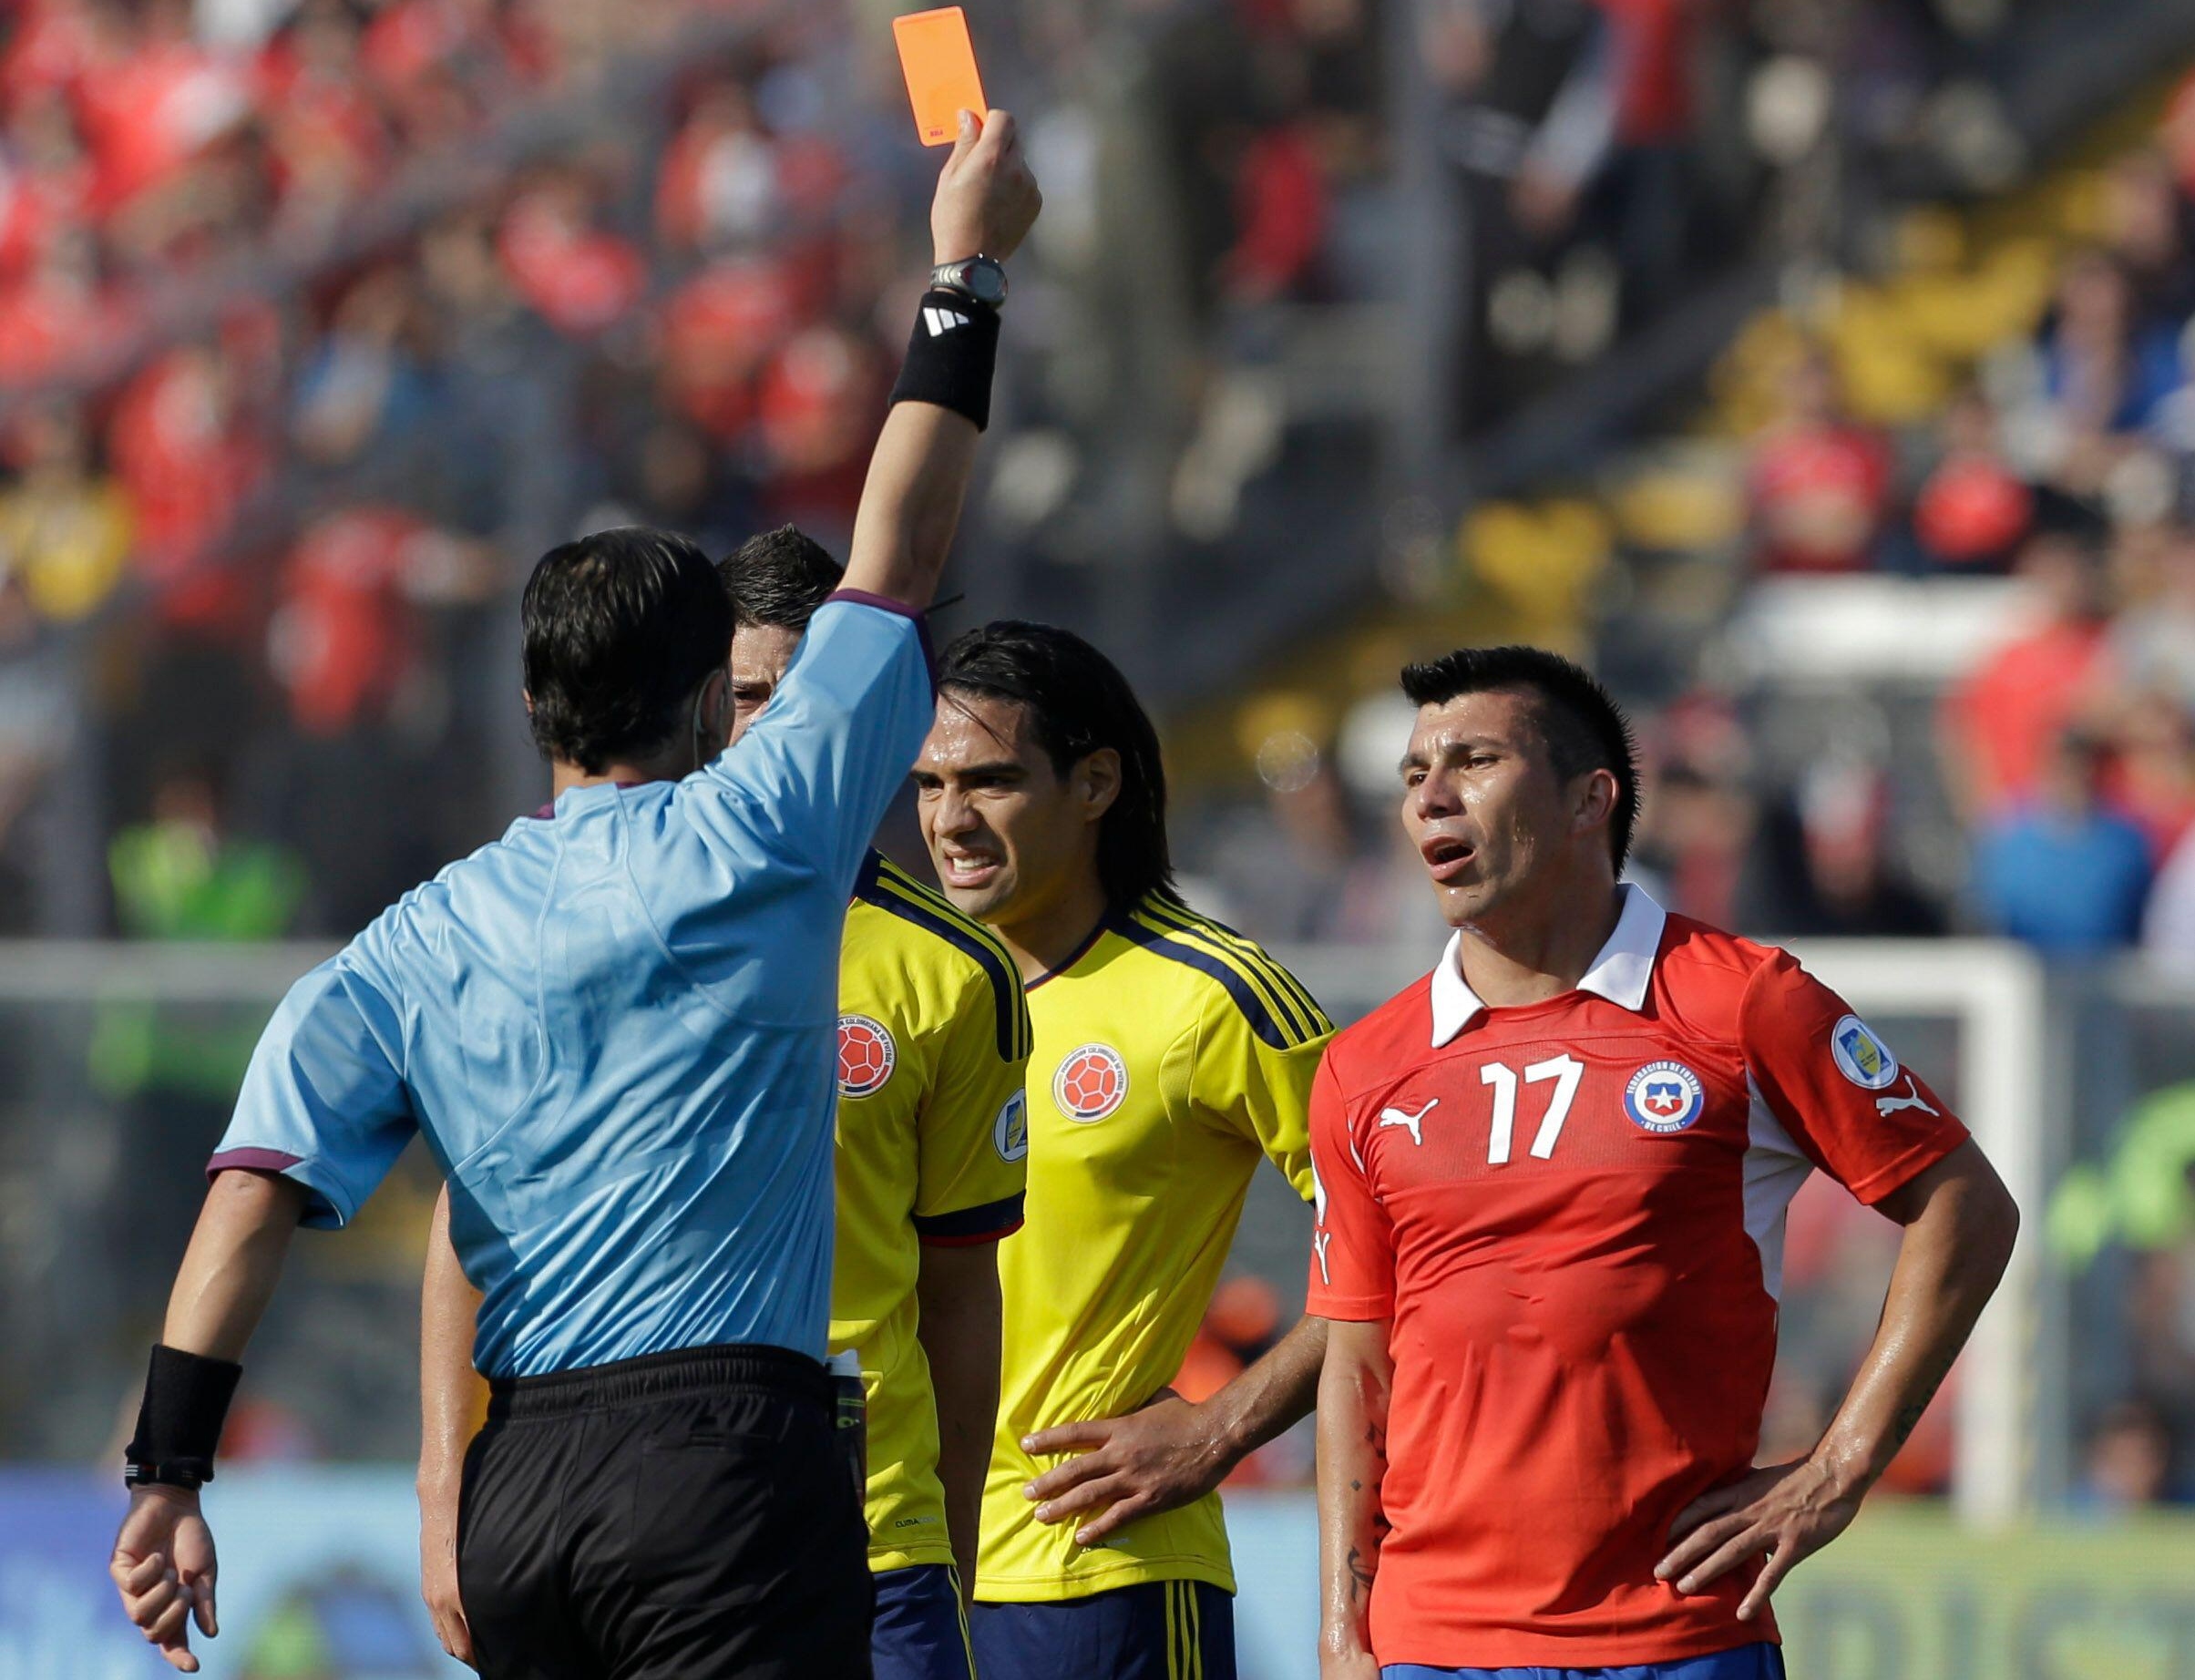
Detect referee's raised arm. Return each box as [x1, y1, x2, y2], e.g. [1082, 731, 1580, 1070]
[844, 107, 1038, 610]
[108, 110, 1041, 1680]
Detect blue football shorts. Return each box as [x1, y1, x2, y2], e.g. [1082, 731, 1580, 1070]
[873, 1563, 976, 1680]
[1382, 1642, 1787, 1680]
[970, 1579, 1234, 1679]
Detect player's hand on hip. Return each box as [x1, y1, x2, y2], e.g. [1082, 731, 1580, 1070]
[418, 1471, 477, 1669]
[1021, 1388, 1233, 1547]
[109, 1486, 219, 1673]
[1654, 1455, 1866, 1621]
[931, 108, 1041, 265]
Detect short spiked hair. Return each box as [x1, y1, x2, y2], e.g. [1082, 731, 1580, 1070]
[719, 525, 843, 630]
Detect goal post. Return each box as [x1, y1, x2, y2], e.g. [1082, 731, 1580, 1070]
[1786, 938, 2051, 1528]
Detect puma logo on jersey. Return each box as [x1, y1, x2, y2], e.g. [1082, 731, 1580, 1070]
[1378, 1099, 1439, 1146]
[1312, 1228, 1334, 1286]
[1874, 1077, 1939, 1119]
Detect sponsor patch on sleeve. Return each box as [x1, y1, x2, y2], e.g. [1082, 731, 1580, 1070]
[1830, 1015, 1901, 1091]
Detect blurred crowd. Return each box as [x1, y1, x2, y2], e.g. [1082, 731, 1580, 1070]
[0, 0, 1411, 936]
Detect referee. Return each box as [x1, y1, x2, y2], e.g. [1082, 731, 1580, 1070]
[107, 108, 1040, 1680]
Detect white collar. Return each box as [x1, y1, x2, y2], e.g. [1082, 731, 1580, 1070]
[1429, 884, 1668, 1048]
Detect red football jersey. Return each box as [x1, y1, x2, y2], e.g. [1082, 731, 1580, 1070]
[1307, 887, 1968, 1670]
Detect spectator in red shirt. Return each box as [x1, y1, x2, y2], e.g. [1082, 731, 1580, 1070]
[2102, 690, 2195, 865]
[106, 341, 267, 605]
[1219, 124, 1327, 303]
[72, 0, 250, 220]
[754, 323, 884, 529]
[1746, 346, 1893, 574]
[0, 87, 95, 281]
[655, 254, 800, 441]
[0, 220, 118, 381]
[259, 0, 390, 230]
[1910, 387, 2034, 574]
[654, 79, 776, 254]
[1941, 528, 2114, 818]
[497, 166, 646, 336]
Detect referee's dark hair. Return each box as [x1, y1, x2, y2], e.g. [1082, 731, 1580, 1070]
[522, 526, 732, 774]
[939, 621, 1176, 909]
[1400, 646, 1641, 871]
[720, 525, 843, 630]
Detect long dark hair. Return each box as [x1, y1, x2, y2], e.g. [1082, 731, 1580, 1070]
[938, 620, 1175, 909]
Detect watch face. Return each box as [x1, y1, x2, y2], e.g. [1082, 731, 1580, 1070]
[957, 260, 1007, 304]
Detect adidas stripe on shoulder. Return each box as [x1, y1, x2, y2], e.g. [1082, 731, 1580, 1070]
[856, 854, 1032, 1063]
[1115, 895, 1331, 1051]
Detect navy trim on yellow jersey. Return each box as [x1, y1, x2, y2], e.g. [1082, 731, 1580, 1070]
[856, 852, 1033, 1063]
[1136, 896, 1331, 1044]
[912, 1192, 1027, 1245]
[1108, 896, 1328, 1052]
[1024, 917, 1107, 992]
[1113, 895, 1330, 1050]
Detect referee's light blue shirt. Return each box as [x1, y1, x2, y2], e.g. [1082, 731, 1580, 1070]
[209, 594, 931, 1378]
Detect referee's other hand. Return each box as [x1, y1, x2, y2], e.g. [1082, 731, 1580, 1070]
[109, 1485, 218, 1672]
[931, 107, 1041, 267]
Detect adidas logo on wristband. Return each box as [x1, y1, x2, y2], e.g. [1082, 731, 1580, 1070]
[923, 305, 972, 336]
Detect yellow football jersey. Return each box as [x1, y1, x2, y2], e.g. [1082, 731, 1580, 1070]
[830, 852, 1032, 1573]
[976, 891, 1332, 1603]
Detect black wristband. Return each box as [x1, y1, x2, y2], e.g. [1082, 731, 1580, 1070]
[123, 1344, 242, 1490]
[888, 288, 1001, 431]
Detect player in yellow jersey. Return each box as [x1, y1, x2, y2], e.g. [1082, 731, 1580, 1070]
[910, 620, 1334, 1680]
[415, 529, 1030, 1680]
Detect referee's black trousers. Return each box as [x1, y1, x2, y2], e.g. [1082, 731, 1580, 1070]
[457, 1343, 874, 1680]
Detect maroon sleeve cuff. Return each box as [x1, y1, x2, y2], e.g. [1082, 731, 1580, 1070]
[825, 589, 937, 690]
[919, 1220, 1024, 1248]
[913, 1192, 1025, 1246]
[207, 1148, 304, 1180]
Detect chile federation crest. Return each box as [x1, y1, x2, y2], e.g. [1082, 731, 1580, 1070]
[1625, 1060, 1706, 1133]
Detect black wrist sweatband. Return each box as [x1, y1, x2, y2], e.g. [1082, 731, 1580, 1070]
[888, 288, 1001, 431]
[124, 1344, 242, 1490]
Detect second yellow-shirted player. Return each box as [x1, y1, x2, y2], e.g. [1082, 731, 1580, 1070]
[414, 531, 1031, 1680]
[912, 620, 1333, 1680]
[837, 847, 1032, 1585]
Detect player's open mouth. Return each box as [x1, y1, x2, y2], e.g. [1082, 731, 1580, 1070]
[939, 852, 1002, 887]
[1421, 836, 1475, 884]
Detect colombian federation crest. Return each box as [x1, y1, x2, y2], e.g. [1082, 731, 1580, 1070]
[1626, 1060, 1705, 1133]
[836, 1014, 897, 1098]
[1054, 1043, 1129, 1122]
[993, 1090, 1030, 1162]
[1830, 1014, 1900, 1091]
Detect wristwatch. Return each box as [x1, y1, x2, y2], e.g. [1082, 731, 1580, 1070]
[126, 1458, 213, 1491]
[929, 254, 1008, 311]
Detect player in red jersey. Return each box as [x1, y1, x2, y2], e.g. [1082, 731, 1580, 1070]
[1310, 646, 2020, 1680]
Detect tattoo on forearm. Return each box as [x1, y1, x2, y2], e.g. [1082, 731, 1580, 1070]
[1892, 1347, 1960, 1451]
[1345, 1543, 1376, 1602]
